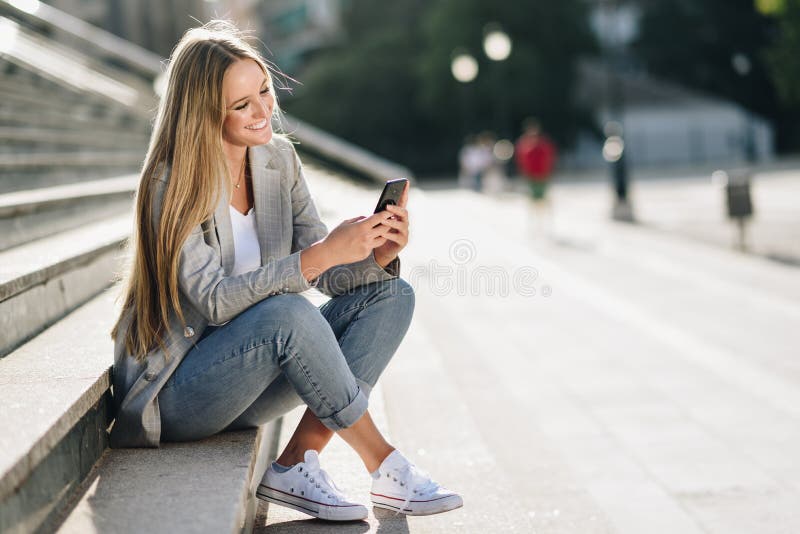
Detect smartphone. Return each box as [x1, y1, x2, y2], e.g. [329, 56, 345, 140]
[373, 178, 408, 213]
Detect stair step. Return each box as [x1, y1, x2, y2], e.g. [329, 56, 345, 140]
[0, 175, 137, 251]
[56, 424, 275, 534]
[0, 213, 130, 356]
[0, 151, 145, 169]
[0, 291, 116, 533]
[0, 127, 148, 150]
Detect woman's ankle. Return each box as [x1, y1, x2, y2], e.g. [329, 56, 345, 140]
[276, 444, 316, 467]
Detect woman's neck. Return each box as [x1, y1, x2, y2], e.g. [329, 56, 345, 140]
[223, 144, 247, 181]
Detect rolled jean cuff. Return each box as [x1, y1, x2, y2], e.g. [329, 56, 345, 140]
[356, 378, 373, 399]
[318, 387, 368, 431]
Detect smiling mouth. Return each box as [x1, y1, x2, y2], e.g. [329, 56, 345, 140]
[245, 119, 268, 130]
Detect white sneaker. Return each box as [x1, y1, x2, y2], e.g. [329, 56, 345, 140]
[256, 450, 368, 521]
[371, 450, 463, 516]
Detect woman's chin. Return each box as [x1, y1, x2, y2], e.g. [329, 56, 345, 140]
[245, 129, 272, 146]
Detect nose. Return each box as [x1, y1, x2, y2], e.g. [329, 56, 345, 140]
[255, 95, 272, 119]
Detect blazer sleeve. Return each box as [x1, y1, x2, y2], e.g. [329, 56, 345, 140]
[177, 227, 312, 324]
[287, 149, 400, 297]
[152, 177, 312, 325]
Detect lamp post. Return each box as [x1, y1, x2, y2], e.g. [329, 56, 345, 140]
[482, 24, 512, 139]
[597, 0, 634, 222]
[731, 52, 757, 163]
[451, 51, 478, 138]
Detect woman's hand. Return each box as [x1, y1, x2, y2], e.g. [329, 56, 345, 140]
[373, 182, 410, 267]
[321, 212, 394, 266]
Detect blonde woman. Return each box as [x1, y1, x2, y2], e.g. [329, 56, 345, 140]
[109, 21, 462, 521]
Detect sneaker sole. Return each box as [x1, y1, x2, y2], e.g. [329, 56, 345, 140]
[257, 485, 367, 521]
[371, 493, 463, 516]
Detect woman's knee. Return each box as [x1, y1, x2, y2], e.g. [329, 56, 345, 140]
[374, 277, 415, 315]
[384, 278, 415, 324]
[254, 293, 324, 330]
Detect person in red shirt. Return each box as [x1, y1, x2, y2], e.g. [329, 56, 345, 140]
[515, 118, 557, 202]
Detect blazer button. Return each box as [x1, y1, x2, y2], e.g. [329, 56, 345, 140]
[184, 326, 195, 338]
[144, 371, 157, 382]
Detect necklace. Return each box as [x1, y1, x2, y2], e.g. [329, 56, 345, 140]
[233, 156, 246, 189]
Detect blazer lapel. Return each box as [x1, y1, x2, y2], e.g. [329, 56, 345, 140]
[250, 145, 283, 263]
[213, 177, 235, 275]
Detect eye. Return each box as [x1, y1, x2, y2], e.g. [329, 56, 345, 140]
[234, 102, 248, 111]
[260, 87, 270, 95]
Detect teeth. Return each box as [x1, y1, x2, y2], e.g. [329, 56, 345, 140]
[246, 119, 267, 130]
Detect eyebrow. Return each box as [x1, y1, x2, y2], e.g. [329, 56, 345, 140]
[229, 77, 270, 107]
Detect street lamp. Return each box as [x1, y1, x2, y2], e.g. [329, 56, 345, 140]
[731, 52, 757, 163]
[451, 53, 478, 83]
[483, 26, 512, 62]
[482, 23, 512, 140]
[451, 51, 478, 140]
[597, 0, 634, 222]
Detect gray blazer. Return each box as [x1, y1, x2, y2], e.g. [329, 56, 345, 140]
[110, 137, 399, 448]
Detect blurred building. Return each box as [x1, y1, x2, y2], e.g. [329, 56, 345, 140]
[565, 59, 774, 169]
[563, 0, 775, 170]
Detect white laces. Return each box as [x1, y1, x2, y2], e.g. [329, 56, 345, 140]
[299, 462, 347, 502]
[388, 461, 440, 514]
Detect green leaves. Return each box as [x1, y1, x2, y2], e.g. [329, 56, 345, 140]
[285, 0, 595, 174]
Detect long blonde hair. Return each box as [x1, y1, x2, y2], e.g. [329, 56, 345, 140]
[112, 21, 274, 360]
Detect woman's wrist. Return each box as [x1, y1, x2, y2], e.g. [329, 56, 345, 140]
[300, 241, 335, 282]
[373, 250, 396, 268]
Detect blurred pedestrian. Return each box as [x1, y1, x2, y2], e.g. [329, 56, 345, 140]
[515, 118, 557, 236]
[457, 135, 483, 190]
[474, 131, 497, 193]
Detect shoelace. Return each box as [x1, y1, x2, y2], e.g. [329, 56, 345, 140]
[391, 462, 440, 515]
[301, 463, 347, 502]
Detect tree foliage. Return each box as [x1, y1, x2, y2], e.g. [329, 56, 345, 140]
[283, 0, 595, 174]
[763, 0, 800, 108]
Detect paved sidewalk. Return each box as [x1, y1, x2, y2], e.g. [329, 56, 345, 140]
[257, 162, 800, 533]
[548, 167, 800, 265]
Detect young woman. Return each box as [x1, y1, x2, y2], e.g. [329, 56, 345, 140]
[109, 21, 462, 521]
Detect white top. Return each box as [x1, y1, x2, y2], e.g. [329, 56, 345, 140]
[228, 205, 262, 276]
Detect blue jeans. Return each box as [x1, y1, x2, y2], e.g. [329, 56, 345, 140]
[157, 278, 415, 442]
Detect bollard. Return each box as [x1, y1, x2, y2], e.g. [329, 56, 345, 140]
[713, 169, 754, 251]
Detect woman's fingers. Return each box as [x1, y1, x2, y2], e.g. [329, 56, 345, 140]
[376, 216, 408, 236]
[378, 231, 405, 245]
[398, 182, 409, 208]
[367, 222, 394, 239]
[385, 203, 409, 222]
[362, 211, 393, 227]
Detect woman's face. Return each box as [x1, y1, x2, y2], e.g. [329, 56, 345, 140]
[221, 58, 274, 149]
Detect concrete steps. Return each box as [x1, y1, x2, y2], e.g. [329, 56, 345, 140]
[0, 211, 130, 356]
[57, 424, 275, 534]
[0, 175, 137, 251]
[0, 292, 116, 533]
[0, 212, 274, 533]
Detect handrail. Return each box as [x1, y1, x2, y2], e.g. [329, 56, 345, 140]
[0, 0, 162, 76]
[0, 0, 415, 183]
[281, 115, 416, 184]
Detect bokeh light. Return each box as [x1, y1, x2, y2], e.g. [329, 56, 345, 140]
[451, 53, 478, 83]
